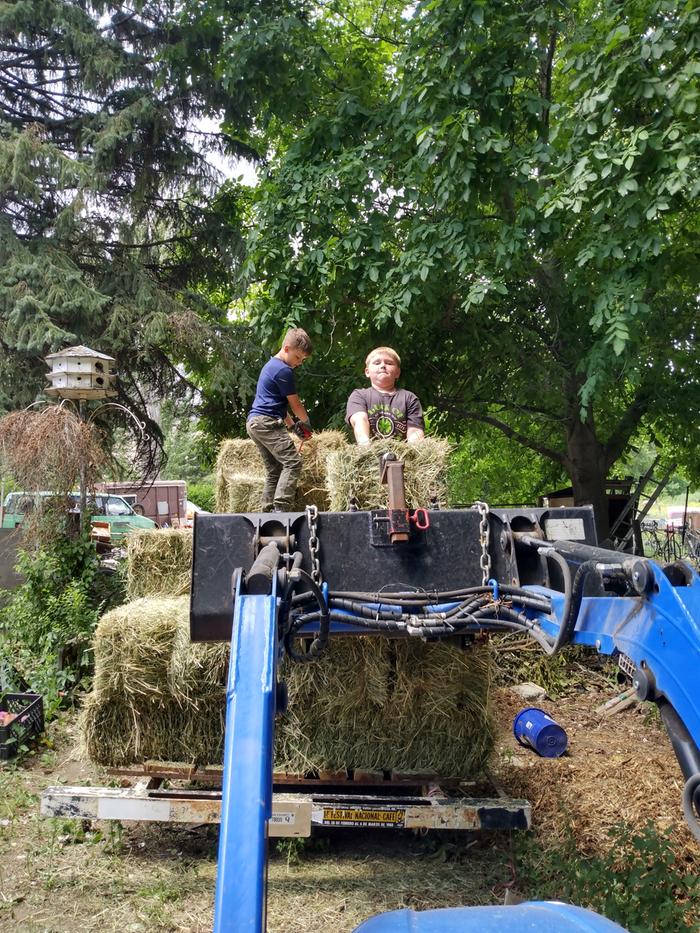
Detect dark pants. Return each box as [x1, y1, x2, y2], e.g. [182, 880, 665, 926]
[246, 415, 302, 511]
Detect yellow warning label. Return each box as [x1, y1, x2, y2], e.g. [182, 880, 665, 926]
[323, 807, 405, 826]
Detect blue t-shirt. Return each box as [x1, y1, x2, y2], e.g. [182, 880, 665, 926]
[248, 357, 296, 420]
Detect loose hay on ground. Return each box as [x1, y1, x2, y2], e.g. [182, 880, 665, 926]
[126, 528, 193, 600]
[325, 437, 452, 511]
[492, 687, 700, 867]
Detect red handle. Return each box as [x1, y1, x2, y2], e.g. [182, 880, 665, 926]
[410, 508, 430, 531]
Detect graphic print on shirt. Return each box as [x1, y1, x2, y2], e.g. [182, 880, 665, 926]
[367, 401, 408, 439]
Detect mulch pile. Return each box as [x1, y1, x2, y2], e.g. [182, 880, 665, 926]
[492, 685, 700, 867]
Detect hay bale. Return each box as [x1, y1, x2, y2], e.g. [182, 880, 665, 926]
[224, 471, 266, 513]
[325, 437, 452, 511]
[215, 431, 350, 513]
[169, 621, 229, 707]
[83, 596, 493, 777]
[82, 595, 223, 767]
[81, 691, 179, 766]
[215, 439, 263, 511]
[276, 637, 494, 776]
[90, 596, 185, 700]
[125, 528, 193, 600]
[294, 430, 349, 511]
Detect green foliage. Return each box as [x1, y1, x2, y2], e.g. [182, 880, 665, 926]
[448, 424, 566, 507]
[519, 821, 700, 932]
[187, 482, 215, 514]
[159, 402, 211, 482]
[491, 639, 607, 697]
[0, 533, 123, 715]
[0, 0, 254, 457]
[219, 0, 700, 530]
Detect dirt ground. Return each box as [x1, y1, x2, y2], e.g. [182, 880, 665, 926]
[1, 683, 697, 933]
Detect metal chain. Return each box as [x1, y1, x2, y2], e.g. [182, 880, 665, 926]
[306, 504, 322, 585]
[473, 500, 491, 586]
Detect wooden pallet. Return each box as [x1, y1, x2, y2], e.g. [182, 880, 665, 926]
[106, 760, 458, 790]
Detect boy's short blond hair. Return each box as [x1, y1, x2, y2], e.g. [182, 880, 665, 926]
[283, 327, 313, 354]
[365, 346, 401, 367]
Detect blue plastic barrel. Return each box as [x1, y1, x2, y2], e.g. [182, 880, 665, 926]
[513, 706, 568, 758]
[353, 903, 629, 932]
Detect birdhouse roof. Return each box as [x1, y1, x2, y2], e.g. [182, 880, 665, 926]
[45, 345, 115, 363]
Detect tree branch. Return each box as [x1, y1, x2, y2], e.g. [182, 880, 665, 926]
[448, 407, 567, 465]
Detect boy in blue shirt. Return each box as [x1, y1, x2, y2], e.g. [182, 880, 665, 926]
[246, 328, 313, 511]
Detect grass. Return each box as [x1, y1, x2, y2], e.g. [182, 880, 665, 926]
[0, 711, 516, 932]
[2, 686, 696, 932]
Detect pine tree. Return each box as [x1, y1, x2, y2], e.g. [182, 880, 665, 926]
[0, 0, 254, 452]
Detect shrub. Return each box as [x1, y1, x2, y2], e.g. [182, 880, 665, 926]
[0, 531, 124, 716]
[518, 821, 700, 932]
[187, 482, 215, 514]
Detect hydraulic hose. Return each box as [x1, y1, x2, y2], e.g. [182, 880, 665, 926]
[520, 537, 598, 656]
[284, 568, 330, 663]
[327, 584, 550, 605]
[550, 558, 599, 654]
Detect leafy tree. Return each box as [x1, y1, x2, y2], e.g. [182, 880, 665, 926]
[233, 0, 700, 535]
[159, 399, 211, 481]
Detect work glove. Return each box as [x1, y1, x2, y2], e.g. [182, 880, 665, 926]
[292, 419, 312, 440]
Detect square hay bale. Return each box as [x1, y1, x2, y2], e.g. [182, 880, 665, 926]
[90, 596, 186, 701]
[215, 431, 350, 513]
[215, 439, 263, 511]
[325, 437, 452, 511]
[293, 430, 349, 511]
[276, 637, 494, 776]
[224, 471, 266, 513]
[126, 529, 193, 600]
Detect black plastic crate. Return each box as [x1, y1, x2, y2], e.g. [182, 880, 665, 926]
[0, 692, 44, 760]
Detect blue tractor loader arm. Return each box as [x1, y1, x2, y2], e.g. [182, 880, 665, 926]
[192, 493, 700, 933]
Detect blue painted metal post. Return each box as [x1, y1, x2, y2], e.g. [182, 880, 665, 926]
[213, 575, 278, 933]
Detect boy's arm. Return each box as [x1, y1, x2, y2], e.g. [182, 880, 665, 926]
[286, 394, 310, 427]
[349, 411, 371, 446]
[406, 391, 425, 443]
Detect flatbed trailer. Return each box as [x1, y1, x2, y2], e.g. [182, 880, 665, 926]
[41, 761, 530, 836]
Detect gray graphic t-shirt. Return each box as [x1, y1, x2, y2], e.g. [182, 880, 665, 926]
[345, 387, 424, 440]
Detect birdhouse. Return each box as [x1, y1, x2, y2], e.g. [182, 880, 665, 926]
[44, 345, 117, 399]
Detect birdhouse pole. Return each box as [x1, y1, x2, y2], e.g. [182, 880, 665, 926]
[44, 346, 117, 529]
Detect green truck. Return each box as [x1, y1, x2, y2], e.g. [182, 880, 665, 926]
[1, 491, 157, 544]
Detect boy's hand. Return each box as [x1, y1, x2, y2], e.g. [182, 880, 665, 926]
[292, 419, 312, 439]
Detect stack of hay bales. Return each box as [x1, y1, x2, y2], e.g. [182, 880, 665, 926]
[83, 435, 494, 776]
[215, 430, 348, 513]
[81, 597, 229, 767]
[325, 437, 452, 510]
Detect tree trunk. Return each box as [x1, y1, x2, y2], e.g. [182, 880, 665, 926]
[565, 417, 610, 541]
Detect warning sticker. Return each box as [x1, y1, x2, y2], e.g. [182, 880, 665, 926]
[322, 807, 405, 828]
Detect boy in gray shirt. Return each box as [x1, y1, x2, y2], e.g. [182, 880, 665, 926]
[345, 347, 424, 445]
